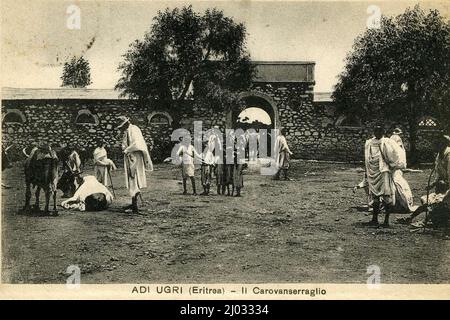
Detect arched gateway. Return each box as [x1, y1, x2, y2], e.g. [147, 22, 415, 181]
[227, 91, 280, 130]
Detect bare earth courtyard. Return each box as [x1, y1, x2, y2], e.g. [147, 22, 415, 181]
[1, 160, 449, 284]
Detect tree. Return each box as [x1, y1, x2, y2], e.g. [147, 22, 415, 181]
[115, 6, 255, 115]
[332, 5, 450, 164]
[61, 56, 92, 88]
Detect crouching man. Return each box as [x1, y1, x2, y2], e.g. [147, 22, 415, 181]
[397, 135, 450, 228]
[61, 175, 113, 211]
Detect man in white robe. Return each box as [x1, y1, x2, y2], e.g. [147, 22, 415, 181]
[117, 116, 153, 214]
[274, 128, 293, 180]
[364, 126, 415, 227]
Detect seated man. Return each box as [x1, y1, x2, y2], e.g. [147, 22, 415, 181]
[398, 135, 450, 228]
[57, 145, 82, 198]
[398, 181, 449, 228]
[61, 175, 113, 212]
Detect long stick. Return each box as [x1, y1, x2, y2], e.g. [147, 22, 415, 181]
[424, 166, 436, 231]
[107, 168, 116, 198]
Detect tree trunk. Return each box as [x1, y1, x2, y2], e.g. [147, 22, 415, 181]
[408, 100, 419, 167]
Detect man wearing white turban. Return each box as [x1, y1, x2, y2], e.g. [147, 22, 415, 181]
[117, 116, 153, 214]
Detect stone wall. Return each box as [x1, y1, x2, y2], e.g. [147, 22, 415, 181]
[249, 82, 371, 162]
[1, 99, 175, 163]
[1, 86, 440, 163]
[242, 82, 440, 163]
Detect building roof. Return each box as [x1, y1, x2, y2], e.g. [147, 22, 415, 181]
[2, 87, 333, 103]
[2, 61, 317, 100]
[252, 61, 315, 83]
[313, 92, 333, 102]
[1, 87, 125, 100]
[3, 87, 333, 103]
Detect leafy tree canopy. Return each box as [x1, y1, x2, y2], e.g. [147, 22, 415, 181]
[115, 6, 255, 111]
[61, 56, 92, 88]
[332, 5, 450, 135]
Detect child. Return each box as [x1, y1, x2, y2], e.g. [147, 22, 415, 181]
[177, 135, 202, 195]
[93, 139, 117, 186]
[232, 135, 246, 197]
[200, 142, 215, 196]
[215, 147, 226, 195]
[223, 143, 234, 196]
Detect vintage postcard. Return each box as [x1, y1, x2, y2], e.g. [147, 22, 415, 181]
[1, 0, 449, 301]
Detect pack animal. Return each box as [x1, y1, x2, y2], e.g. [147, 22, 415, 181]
[23, 147, 59, 215]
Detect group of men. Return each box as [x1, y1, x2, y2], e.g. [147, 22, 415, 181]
[10, 114, 450, 228]
[175, 127, 293, 197]
[361, 126, 450, 228]
[18, 115, 295, 215]
[29, 116, 152, 214]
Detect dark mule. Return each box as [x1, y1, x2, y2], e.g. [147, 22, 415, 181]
[23, 148, 59, 215]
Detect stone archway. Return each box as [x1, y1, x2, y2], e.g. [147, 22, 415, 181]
[226, 91, 280, 157]
[227, 91, 280, 129]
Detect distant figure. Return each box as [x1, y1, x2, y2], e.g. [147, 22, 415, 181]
[390, 127, 404, 150]
[248, 130, 260, 163]
[61, 175, 113, 212]
[2, 143, 14, 188]
[117, 116, 153, 214]
[93, 139, 117, 186]
[274, 128, 293, 180]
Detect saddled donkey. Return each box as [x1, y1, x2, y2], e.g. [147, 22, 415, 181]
[23, 145, 59, 215]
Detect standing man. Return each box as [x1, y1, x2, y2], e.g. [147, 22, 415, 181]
[117, 116, 153, 214]
[274, 128, 293, 180]
[364, 126, 394, 227]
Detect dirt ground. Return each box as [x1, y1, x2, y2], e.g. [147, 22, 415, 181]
[1, 160, 449, 284]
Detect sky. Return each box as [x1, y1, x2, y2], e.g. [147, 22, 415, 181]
[238, 107, 272, 124]
[1, 0, 449, 92]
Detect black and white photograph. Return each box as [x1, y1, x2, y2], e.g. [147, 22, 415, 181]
[1, 0, 449, 299]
